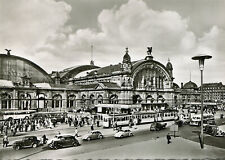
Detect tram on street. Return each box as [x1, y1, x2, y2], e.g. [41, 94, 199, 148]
[189, 113, 214, 126]
[31, 111, 67, 123]
[102, 109, 178, 128]
[0, 110, 36, 121]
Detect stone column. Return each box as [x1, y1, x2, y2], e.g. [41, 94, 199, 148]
[62, 90, 67, 112]
[12, 89, 17, 109]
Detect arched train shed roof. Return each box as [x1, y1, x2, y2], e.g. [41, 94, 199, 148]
[0, 54, 53, 83]
[59, 65, 100, 81]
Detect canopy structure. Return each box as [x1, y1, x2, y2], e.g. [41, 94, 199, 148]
[95, 104, 141, 109]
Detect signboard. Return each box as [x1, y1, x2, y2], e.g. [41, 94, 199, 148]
[170, 124, 178, 132]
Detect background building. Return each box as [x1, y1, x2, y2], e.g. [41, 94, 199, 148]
[202, 82, 225, 102]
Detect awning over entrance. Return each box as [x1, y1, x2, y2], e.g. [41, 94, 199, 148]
[95, 104, 141, 109]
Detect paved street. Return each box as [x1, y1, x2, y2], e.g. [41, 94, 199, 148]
[0, 117, 225, 159]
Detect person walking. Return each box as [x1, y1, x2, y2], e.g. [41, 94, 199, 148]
[96, 119, 100, 127]
[74, 128, 79, 137]
[167, 133, 171, 144]
[91, 124, 94, 131]
[42, 134, 48, 144]
[3, 135, 9, 147]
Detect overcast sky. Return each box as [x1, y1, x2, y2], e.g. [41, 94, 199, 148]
[1, 0, 225, 86]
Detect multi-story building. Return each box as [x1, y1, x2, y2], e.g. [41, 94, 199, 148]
[0, 47, 177, 119]
[202, 82, 225, 102]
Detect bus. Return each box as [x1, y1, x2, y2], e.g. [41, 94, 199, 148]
[0, 110, 36, 121]
[102, 109, 178, 128]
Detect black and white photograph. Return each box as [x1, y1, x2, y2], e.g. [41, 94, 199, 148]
[0, 0, 225, 159]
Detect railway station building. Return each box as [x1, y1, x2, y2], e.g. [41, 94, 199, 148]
[0, 47, 179, 118]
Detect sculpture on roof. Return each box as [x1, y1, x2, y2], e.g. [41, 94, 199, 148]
[145, 47, 153, 60]
[5, 49, 11, 55]
[147, 47, 152, 56]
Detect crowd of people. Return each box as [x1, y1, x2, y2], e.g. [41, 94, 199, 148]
[0, 116, 64, 137]
[65, 113, 99, 129]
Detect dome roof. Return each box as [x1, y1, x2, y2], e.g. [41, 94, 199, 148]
[183, 81, 198, 89]
[123, 48, 131, 63]
[173, 83, 180, 89]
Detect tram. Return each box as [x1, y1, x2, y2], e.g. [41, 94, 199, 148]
[102, 109, 178, 128]
[189, 113, 214, 126]
[0, 110, 36, 120]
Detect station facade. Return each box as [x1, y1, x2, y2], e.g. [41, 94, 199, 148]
[0, 47, 180, 117]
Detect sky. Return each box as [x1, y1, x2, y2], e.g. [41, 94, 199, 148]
[0, 0, 225, 86]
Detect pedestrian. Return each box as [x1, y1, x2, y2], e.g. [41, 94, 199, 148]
[58, 131, 61, 135]
[129, 122, 132, 128]
[91, 124, 94, 131]
[114, 121, 117, 129]
[68, 118, 72, 127]
[3, 135, 9, 147]
[74, 127, 78, 137]
[42, 134, 47, 144]
[97, 120, 100, 127]
[166, 133, 171, 144]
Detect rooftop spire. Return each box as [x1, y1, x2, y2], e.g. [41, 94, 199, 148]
[126, 47, 128, 54]
[90, 44, 94, 65]
[190, 71, 192, 81]
[123, 47, 131, 63]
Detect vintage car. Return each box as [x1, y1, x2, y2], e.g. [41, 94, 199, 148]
[13, 136, 40, 150]
[150, 122, 167, 131]
[114, 129, 133, 138]
[82, 130, 104, 141]
[204, 125, 225, 137]
[48, 135, 80, 149]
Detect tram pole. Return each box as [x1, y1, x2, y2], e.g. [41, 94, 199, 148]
[113, 100, 115, 130]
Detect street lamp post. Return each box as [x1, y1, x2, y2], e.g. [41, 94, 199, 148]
[192, 54, 212, 149]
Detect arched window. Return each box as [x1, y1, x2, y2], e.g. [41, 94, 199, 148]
[1, 93, 11, 109]
[52, 94, 62, 108]
[19, 93, 31, 110]
[90, 94, 95, 105]
[37, 93, 47, 109]
[67, 94, 76, 108]
[146, 95, 152, 103]
[109, 94, 118, 104]
[158, 95, 165, 103]
[132, 95, 142, 104]
[97, 95, 103, 104]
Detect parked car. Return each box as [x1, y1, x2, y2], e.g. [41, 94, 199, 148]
[48, 135, 80, 149]
[150, 122, 167, 131]
[82, 130, 104, 141]
[204, 124, 215, 134]
[205, 125, 225, 137]
[13, 136, 40, 150]
[114, 129, 133, 138]
[215, 125, 225, 137]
